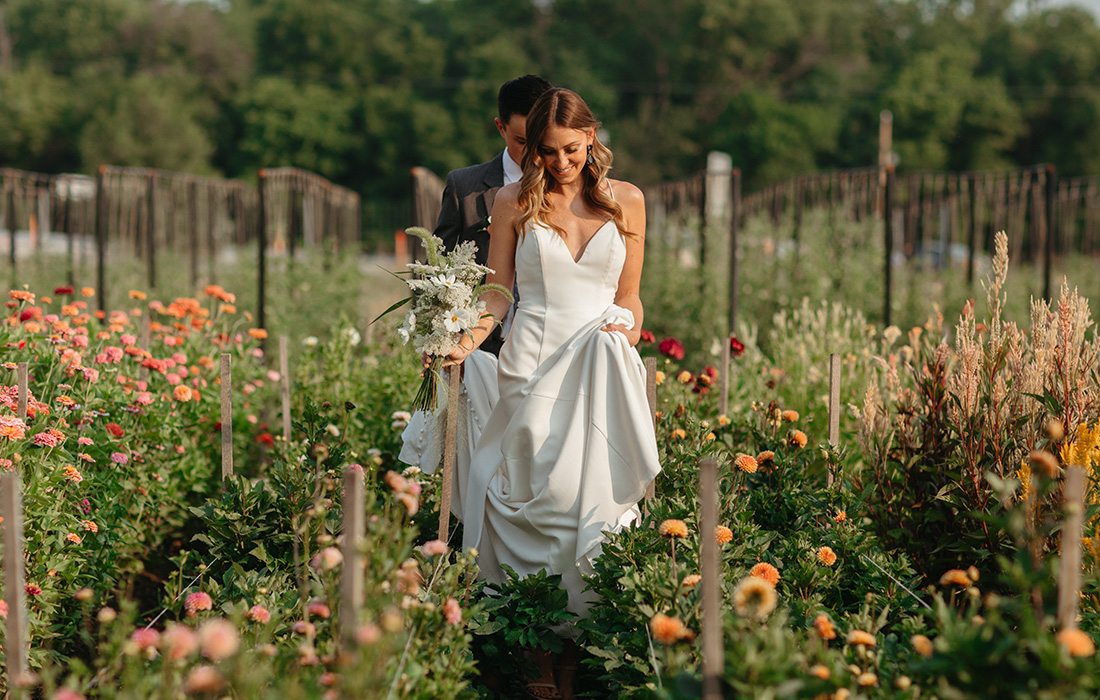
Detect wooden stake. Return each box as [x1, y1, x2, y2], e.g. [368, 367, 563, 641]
[437, 366, 461, 542]
[220, 353, 233, 480]
[1058, 465, 1086, 629]
[644, 357, 658, 504]
[827, 353, 841, 487]
[1, 472, 29, 692]
[280, 335, 292, 442]
[719, 338, 731, 418]
[340, 466, 365, 646]
[699, 457, 723, 700]
[16, 361, 27, 420]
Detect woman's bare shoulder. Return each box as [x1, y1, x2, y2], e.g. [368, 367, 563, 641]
[495, 182, 521, 207]
[608, 179, 644, 205]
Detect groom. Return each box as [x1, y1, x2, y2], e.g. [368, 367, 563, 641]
[434, 74, 552, 356]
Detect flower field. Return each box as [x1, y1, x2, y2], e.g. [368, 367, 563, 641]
[0, 229, 1098, 699]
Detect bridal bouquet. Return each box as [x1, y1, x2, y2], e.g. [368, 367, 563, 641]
[380, 227, 511, 412]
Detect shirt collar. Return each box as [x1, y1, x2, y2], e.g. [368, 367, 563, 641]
[502, 149, 522, 185]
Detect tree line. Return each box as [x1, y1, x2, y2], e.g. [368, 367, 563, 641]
[1, 0, 1099, 237]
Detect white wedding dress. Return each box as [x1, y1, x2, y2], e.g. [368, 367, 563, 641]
[400, 214, 661, 617]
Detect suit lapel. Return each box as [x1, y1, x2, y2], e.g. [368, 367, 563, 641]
[477, 154, 506, 221]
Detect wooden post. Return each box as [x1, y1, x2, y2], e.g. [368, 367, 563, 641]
[1, 472, 29, 692]
[883, 166, 895, 326]
[644, 357, 658, 504]
[6, 177, 16, 275]
[62, 177, 75, 287]
[16, 361, 28, 421]
[95, 167, 107, 312]
[697, 170, 708, 297]
[145, 172, 157, 290]
[1058, 465, 1086, 629]
[827, 353, 841, 487]
[1044, 164, 1057, 301]
[279, 335, 292, 441]
[257, 171, 268, 334]
[719, 339, 731, 418]
[206, 183, 217, 284]
[340, 466, 365, 646]
[728, 168, 741, 336]
[220, 353, 233, 480]
[437, 366, 461, 542]
[189, 180, 199, 290]
[699, 457, 723, 700]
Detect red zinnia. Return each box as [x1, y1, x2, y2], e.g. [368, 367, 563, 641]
[659, 337, 685, 361]
[729, 336, 745, 357]
[54, 286, 75, 295]
[640, 329, 656, 343]
[19, 309, 35, 321]
[256, 432, 274, 446]
[106, 423, 124, 438]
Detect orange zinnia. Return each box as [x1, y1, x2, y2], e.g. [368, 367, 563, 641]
[939, 569, 971, 587]
[847, 630, 876, 647]
[659, 519, 689, 538]
[813, 613, 837, 640]
[749, 562, 780, 586]
[649, 613, 689, 645]
[1057, 628, 1095, 657]
[788, 430, 808, 448]
[714, 526, 733, 545]
[816, 546, 837, 566]
[734, 453, 758, 474]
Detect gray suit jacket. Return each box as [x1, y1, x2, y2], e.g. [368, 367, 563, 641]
[434, 155, 507, 355]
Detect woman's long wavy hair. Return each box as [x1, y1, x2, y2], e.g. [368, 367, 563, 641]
[516, 88, 630, 238]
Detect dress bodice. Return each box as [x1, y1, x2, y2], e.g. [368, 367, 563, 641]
[514, 220, 624, 326]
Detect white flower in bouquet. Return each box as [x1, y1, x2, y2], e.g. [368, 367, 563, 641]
[375, 228, 513, 411]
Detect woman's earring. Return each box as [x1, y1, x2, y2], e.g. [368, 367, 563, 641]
[586, 144, 595, 166]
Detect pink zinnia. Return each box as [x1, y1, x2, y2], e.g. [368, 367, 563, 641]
[420, 540, 449, 557]
[184, 591, 213, 617]
[198, 618, 240, 661]
[77, 436, 94, 446]
[247, 604, 270, 623]
[111, 452, 128, 465]
[160, 623, 198, 660]
[131, 627, 160, 650]
[443, 597, 462, 625]
[0, 599, 7, 617]
[33, 431, 62, 447]
[25, 583, 42, 596]
[306, 600, 331, 619]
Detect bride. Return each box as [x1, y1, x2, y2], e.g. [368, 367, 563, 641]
[403, 87, 661, 698]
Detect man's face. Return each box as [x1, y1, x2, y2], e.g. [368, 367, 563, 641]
[495, 114, 528, 166]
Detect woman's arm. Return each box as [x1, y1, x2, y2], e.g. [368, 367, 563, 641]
[603, 180, 647, 345]
[443, 185, 520, 366]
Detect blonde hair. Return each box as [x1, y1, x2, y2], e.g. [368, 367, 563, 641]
[516, 88, 630, 237]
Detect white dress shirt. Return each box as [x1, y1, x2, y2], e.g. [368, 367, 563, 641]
[502, 149, 522, 185]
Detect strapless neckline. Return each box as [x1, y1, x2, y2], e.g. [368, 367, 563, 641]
[533, 219, 617, 265]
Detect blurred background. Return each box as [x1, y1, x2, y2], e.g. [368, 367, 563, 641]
[2, 0, 1100, 351]
[3, 0, 1100, 244]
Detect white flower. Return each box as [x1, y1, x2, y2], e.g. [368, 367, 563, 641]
[302, 336, 319, 347]
[343, 327, 362, 346]
[429, 273, 458, 290]
[397, 327, 410, 344]
[443, 307, 468, 333]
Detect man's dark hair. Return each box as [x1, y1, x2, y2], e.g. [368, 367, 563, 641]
[497, 75, 552, 123]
